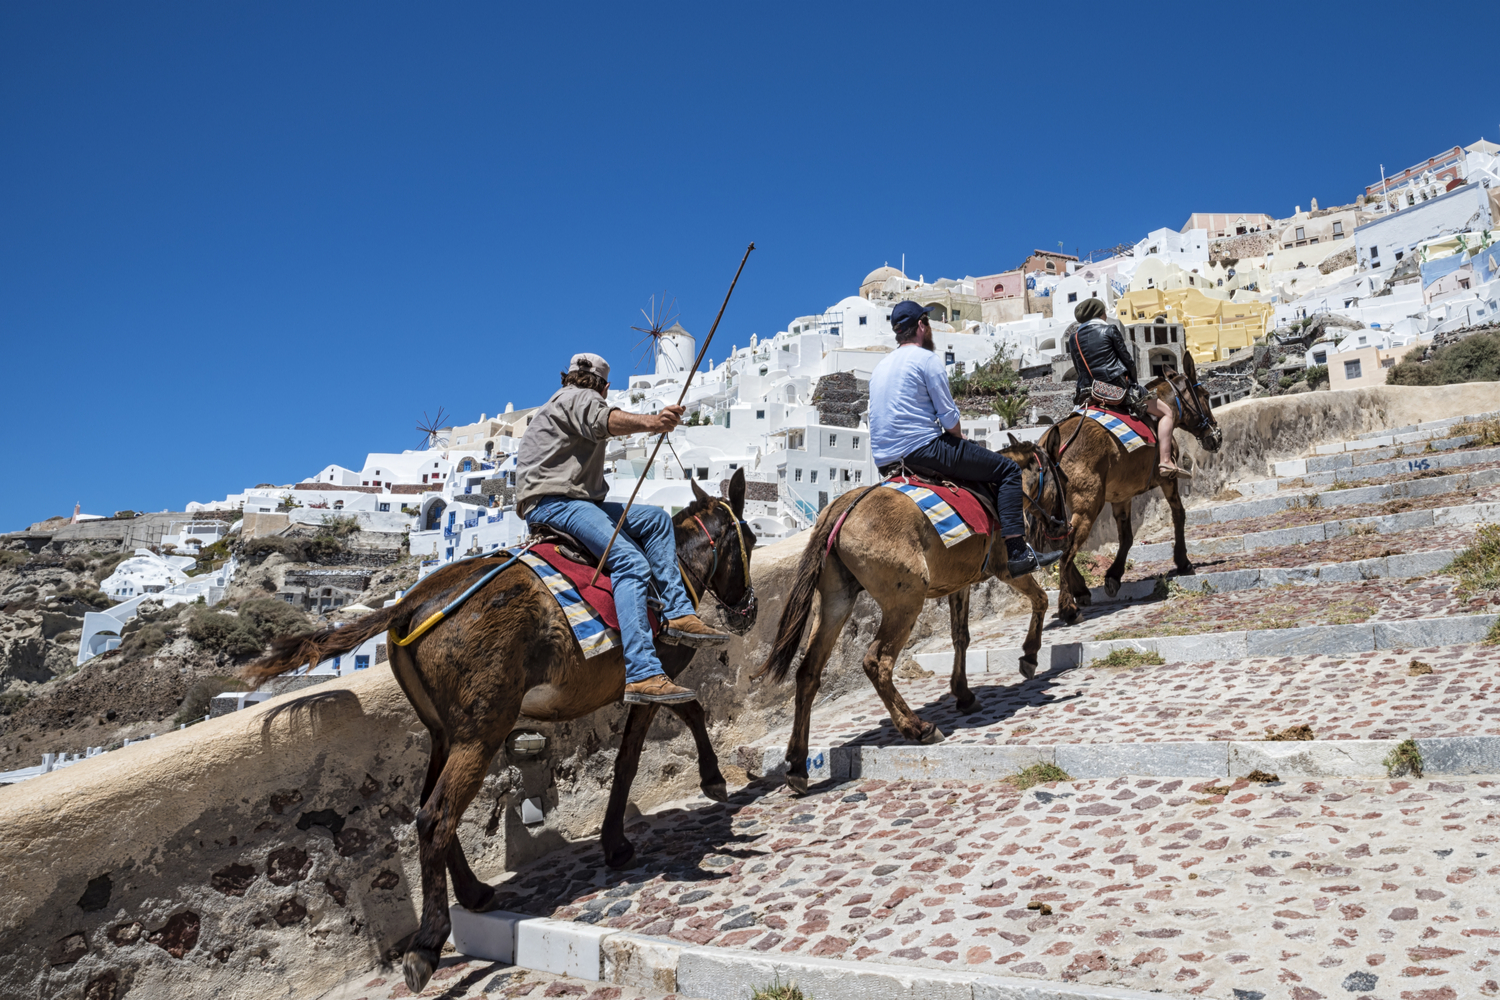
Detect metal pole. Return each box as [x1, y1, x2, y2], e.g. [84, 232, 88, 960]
[588, 243, 755, 586]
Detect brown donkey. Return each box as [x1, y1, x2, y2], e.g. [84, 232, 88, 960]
[1043, 351, 1223, 625]
[759, 439, 1065, 794]
[241, 471, 757, 993]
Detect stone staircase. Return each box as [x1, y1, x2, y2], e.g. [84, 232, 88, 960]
[337, 410, 1500, 1000]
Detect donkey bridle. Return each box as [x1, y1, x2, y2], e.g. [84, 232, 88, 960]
[678, 500, 757, 634]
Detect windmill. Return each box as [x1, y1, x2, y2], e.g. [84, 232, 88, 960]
[415, 407, 449, 451]
[630, 291, 679, 372]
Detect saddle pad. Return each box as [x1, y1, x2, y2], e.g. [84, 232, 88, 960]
[519, 543, 659, 659]
[1078, 406, 1155, 451]
[880, 478, 992, 548]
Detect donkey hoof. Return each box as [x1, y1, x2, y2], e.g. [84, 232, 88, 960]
[1018, 657, 1038, 680]
[1103, 576, 1121, 598]
[1076, 590, 1093, 607]
[1054, 607, 1082, 626]
[919, 724, 946, 745]
[603, 838, 636, 870]
[955, 694, 980, 715]
[785, 773, 809, 795]
[702, 780, 729, 802]
[404, 948, 438, 994]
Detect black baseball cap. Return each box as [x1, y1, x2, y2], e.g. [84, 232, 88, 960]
[890, 300, 933, 331]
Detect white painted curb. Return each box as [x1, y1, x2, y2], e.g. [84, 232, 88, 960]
[449, 923, 1193, 999]
[742, 735, 1500, 784]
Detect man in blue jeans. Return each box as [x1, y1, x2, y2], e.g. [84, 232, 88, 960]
[515, 353, 730, 704]
[869, 301, 1063, 578]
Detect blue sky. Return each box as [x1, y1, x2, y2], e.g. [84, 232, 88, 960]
[3, 2, 1496, 530]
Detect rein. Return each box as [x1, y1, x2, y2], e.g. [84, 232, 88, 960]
[677, 500, 757, 630]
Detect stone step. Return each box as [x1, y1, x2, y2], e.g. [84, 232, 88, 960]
[470, 773, 1500, 1000]
[1248, 444, 1500, 492]
[1044, 548, 1461, 609]
[1269, 433, 1478, 480]
[906, 614, 1496, 678]
[1140, 499, 1497, 562]
[739, 735, 1500, 784]
[448, 908, 1184, 999]
[1179, 478, 1500, 532]
[1348, 408, 1500, 442]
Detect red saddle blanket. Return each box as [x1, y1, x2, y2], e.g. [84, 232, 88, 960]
[528, 542, 660, 634]
[1068, 406, 1157, 450]
[883, 476, 997, 536]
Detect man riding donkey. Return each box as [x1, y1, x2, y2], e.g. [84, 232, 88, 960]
[1065, 296, 1187, 479]
[514, 352, 731, 704]
[870, 300, 1064, 577]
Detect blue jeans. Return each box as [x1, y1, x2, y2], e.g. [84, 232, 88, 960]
[525, 497, 695, 683]
[900, 433, 1025, 538]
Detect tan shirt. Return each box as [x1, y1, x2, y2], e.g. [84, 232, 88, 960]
[514, 386, 618, 515]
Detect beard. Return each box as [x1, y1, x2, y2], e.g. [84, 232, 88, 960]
[920, 327, 935, 351]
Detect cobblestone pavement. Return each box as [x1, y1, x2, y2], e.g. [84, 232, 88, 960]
[1129, 527, 1482, 581]
[743, 643, 1500, 749]
[963, 577, 1481, 650]
[485, 775, 1500, 1000]
[1145, 485, 1500, 545]
[318, 955, 698, 1000]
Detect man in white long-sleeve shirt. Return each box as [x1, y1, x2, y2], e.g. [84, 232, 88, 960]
[868, 301, 1061, 577]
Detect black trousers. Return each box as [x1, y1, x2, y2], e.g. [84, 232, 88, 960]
[896, 433, 1024, 538]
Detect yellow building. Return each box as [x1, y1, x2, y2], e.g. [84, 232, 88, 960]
[1114, 287, 1274, 362]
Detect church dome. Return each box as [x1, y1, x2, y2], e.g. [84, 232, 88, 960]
[862, 265, 906, 287]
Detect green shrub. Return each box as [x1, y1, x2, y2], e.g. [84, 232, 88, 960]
[302, 534, 346, 563]
[1090, 648, 1165, 669]
[0, 550, 30, 570]
[119, 622, 172, 659]
[63, 557, 87, 572]
[92, 551, 132, 583]
[238, 598, 310, 640]
[175, 675, 249, 725]
[186, 610, 266, 659]
[57, 587, 112, 608]
[1383, 738, 1423, 778]
[319, 515, 361, 538]
[0, 690, 31, 716]
[1387, 329, 1500, 385]
[1304, 364, 1328, 387]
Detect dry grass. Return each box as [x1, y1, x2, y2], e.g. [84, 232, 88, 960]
[1451, 418, 1500, 448]
[753, 981, 811, 1000]
[1263, 724, 1316, 741]
[1005, 762, 1073, 790]
[1447, 524, 1500, 600]
[1089, 648, 1166, 669]
[1245, 769, 1280, 783]
[1409, 659, 1432, 676]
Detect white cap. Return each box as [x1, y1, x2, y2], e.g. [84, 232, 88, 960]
[568, 353, 610, 380]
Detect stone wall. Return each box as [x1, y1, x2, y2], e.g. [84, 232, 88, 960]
[4, 381, 1498, 998]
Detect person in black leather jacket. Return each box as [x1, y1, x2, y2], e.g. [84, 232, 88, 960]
[1066, 297, 1183, 478]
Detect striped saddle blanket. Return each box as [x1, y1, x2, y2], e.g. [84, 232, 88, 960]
[879, 477, 993, 548]
[519, 543, 659, 659]
[1076, 406, 1154, 452]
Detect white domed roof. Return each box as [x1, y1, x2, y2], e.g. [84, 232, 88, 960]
[862, 265, 906, 286]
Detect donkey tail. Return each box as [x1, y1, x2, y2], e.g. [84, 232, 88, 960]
[240, 605, 400, 689]
[758, 508, 842, 684]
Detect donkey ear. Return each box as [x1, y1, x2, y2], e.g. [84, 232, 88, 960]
[690, 477, 710, 504]
[1181, 346, 1199, 385]
[1007, 432, 1023, 448]
[728, 467, 747, 518]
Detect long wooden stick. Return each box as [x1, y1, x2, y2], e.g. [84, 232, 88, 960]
[588, 242, 755, 586]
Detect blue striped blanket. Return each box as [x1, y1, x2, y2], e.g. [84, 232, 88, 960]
[518, 550, 620, 659]
[1079, 407, 1150, 453]
[880, 479, 977, 548]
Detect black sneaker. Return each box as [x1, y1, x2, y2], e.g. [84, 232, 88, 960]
[1007, 544, 1064, 577]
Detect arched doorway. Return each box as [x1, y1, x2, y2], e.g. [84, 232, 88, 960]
[424, 499, 447, 532]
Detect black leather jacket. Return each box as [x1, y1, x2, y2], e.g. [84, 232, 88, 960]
[1067, 318, 1137, 397]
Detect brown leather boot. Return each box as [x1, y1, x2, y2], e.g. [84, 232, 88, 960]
[622, 673, 698, 704]
[663, 614, 732, 647]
